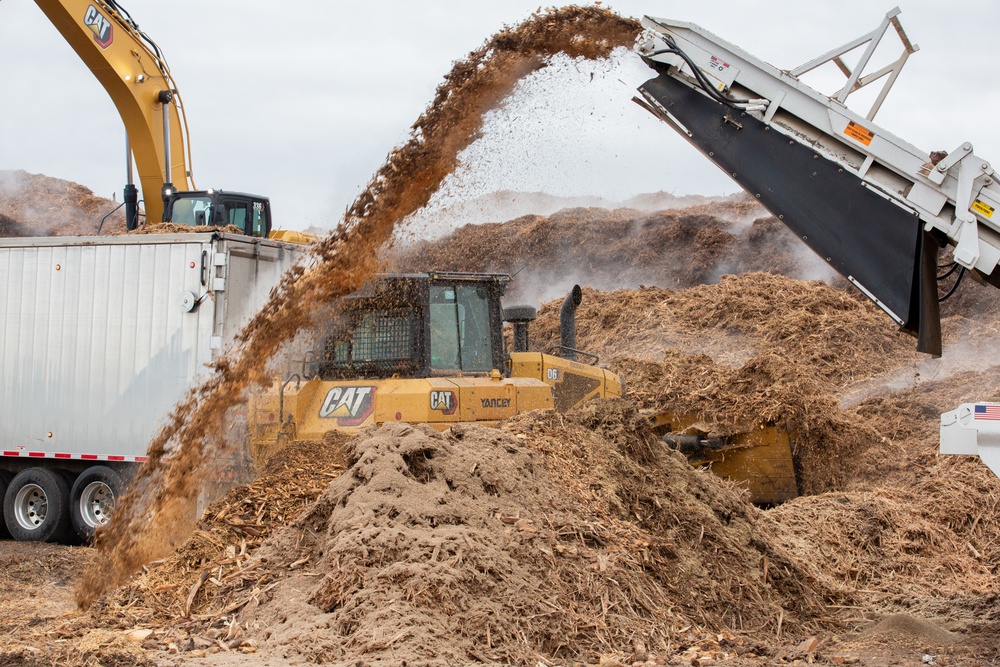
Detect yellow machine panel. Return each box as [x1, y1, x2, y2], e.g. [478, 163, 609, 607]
[250, 375, 555, 465]
[705, 427, 798, 505]
[510, 352, 623, 411]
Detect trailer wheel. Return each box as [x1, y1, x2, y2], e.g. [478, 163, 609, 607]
[0, 471, 12, 539]
[3, 468, 71, 542]
[70, 466, 123, 542]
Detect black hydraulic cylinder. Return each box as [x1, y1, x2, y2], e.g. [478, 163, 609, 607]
[124, 183, 139, 231]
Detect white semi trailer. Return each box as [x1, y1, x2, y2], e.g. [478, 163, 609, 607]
[0, 231, 299, 542]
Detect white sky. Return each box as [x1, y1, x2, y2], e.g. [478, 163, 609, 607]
[2, 1, 998, 231]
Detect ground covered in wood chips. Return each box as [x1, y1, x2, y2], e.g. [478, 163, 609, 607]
[3, 5, 1000, 667]
[4, 221, 999, 665]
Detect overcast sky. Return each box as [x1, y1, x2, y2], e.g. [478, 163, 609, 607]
[2, 1, 998, 232]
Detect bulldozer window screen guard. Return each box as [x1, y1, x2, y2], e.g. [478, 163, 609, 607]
[352, 310, 413, 362]
[429, 285, 493, 373]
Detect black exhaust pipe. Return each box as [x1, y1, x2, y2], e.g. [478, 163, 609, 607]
[560, 285, 582, 361]
[503, 305, 537, 353]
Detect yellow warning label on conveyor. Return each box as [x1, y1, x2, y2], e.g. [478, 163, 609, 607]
[844, 121, 875, 146]
[973, 199, 996, 219]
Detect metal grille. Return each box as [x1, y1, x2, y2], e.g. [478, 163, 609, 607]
[315, 308, 417, 379]
[353, 311, 412, 361]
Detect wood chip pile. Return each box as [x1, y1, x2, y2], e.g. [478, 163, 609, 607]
[3, 2, 999, 663]
[392, 198, 824, 300]
[0, 169, 125, 236]
[523, 274, 919, 494]
[101, 436, 348, 627]
[0, 170, 249, 239]
[0, 211, 27, 237]
[82, 403, 841, 666]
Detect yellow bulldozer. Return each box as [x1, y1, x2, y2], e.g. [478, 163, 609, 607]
[249, 272, 620, 445]
[248, 271, 797, 505]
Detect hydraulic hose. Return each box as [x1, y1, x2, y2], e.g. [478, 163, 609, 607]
[938, 266, 966, 302]
[645, 34, 753, 109]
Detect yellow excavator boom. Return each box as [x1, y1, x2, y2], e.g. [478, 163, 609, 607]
[34, 0, 194, 223]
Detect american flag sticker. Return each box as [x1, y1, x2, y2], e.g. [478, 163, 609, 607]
[974, 404, 1000, 420]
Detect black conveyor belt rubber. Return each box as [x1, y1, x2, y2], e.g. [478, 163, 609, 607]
[638, 72, 941, 355]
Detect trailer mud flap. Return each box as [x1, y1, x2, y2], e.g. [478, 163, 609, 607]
[637, 73, 941, 355]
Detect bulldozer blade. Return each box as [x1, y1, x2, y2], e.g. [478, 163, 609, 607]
[651, 411, 798, 505]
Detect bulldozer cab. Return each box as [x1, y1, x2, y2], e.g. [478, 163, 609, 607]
[313, 272, 510, 380]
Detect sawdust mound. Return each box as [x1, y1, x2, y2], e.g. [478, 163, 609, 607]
[103, 437, 348, 624]
[154, 403, 829, 666]
[78, 5, 644, 607]
[394, 199, 821, 296]
[0, 169, 125, 236]
[0, 169, 254, 239]
[524, 274, 916, 495]
[531, 274, 915, 386]
[863, 614, 961, 644]
[118, 223, 247, 236]
[764, 368, 1000, 611]
[0, 211, 27, 237]
[75, 629, 154, 667]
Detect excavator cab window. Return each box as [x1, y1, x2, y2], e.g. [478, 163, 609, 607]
[250, 201, 269, 237]
[168, 196, 213, 227]
[222, 200, 249, 233]
[166, 193, 271, 237]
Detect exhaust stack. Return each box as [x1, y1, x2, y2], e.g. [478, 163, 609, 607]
[503, 305, 537, 353]
[560, 285, 582, 361]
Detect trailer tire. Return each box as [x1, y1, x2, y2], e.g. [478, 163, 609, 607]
[0, 471, 12, 539]
[70, 466, 123, 542]
[3, 468, 71, 542]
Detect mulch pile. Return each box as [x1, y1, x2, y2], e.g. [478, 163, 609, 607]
[0, 169, 125, 236]
[521, 274, 920, 495]
[0, 170, 250, 239]
[102, 436, 349, 624]
[0, 211, 27, 237]
[391, 198, 830, 302]
[76, 404, 835, 666]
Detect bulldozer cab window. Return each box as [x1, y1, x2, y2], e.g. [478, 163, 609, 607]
[168, 196, 212, 226]
[314, 306, 417, 379]
[429, 284, 492, 373]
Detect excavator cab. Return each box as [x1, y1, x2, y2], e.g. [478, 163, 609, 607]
[163, 190, 272, 238]
[311, 273, 510, 381]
